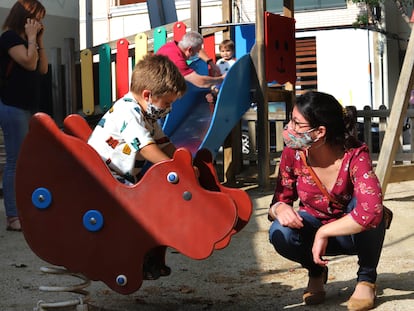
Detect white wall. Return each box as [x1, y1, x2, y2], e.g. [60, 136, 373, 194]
[79, 0, 222, 50]
[298, 28, 374, 110]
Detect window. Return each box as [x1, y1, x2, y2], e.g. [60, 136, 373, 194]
[266, 0, 346, 13]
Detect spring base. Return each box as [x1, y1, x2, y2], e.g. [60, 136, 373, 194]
[33, 266, 91, 311]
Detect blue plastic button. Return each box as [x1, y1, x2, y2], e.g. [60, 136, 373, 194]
[31, 187, 52, 209]
[82, 210, 104, 232]
[167, 172, 179, 184]
[116, 274, 127, 286]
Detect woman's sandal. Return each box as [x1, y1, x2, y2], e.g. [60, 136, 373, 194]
[347, 281, 376, 311]
[6, 217, 22, 232]
[303, 266, 328, 305]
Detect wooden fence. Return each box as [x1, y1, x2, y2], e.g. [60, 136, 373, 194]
[241, 104, 414, 165]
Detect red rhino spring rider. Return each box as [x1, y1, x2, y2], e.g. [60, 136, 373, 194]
[15, 113, 252, 304]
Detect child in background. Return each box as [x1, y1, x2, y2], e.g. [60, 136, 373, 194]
[216, 39, 236, 75]
[206, 39, 236, 109]
[88, 54, 188, 279]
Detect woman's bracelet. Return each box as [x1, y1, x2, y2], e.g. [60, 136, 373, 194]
[269, 201, 283, 220]
[28, 41, 40, 49]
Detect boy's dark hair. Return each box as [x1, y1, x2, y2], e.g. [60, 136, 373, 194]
[219, 39, 235, 52]
[2, 0, 46, 34]
[130, 54, 187, 99]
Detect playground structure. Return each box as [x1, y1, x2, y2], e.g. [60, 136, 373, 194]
[16, 112, 252, 296]
[43, 1, 297, 188]
[12, 0, 414, 309]
[14, 1, 299, 308]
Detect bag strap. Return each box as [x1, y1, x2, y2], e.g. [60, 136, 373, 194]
[299, 151, 341, 205]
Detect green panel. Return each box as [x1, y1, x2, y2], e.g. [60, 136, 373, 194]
[99, 44, 112, 112]
[153, 27, 167, 53]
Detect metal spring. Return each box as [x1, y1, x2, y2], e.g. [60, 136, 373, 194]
[34, 266, 91, 311]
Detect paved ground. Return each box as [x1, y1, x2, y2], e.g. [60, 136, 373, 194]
[1, 179, 414, 311]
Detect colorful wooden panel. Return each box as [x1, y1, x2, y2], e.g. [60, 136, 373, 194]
[135, 32, 148, 62]
[173, 21, 186, 42]
[264, 12, 296, 84]
[99, 44, 112, 112]
[153, 27, 167, 53]
[116, 38, 130, 99]
[80, 49, 94, 116]
[234, 24, 255, 59]
[203, 34, 216, 63]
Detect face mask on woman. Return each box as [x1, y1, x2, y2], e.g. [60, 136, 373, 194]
[282, 124, 317, 150]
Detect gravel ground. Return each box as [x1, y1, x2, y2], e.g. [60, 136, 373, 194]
[1, 180, 414, 311]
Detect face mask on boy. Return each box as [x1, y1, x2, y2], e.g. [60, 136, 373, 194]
[145, 101, 171, 121]
[282, 124, 317, 150]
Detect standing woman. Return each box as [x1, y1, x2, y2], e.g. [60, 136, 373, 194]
[268, 91, 387, 311]
[0, 0, 48, 231]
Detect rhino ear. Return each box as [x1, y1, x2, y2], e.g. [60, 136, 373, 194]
[172, 147, 193, 166]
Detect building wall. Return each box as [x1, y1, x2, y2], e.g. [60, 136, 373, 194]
[0, 0, 80, 52]
[79, 0, 222, 49]
[75, 0, 411, 111]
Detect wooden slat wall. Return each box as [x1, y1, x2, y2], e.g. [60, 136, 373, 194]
[296, 37, 317, 95]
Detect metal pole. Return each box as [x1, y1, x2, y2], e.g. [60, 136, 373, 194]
[86, 0, 93, 48]
[367, 28, 373, 108]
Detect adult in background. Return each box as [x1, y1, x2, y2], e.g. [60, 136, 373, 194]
[0, 0, 48, 231]
[268, 91, 389, 311]
[156, 30, 224, 89]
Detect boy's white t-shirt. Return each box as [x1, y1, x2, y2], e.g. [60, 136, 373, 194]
[216, 58, 236, 75]
[87, 92, 170, 183]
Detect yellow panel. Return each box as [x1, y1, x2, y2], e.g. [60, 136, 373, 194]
[80, 49, 94, 116]
[135, 33, 148, 63]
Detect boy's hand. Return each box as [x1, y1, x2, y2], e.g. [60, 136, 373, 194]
[209, 62, 221, 77]
[193, 166, 200, 178]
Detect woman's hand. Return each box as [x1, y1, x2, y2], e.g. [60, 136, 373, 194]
[268, 202, 304, 229]
[24, 18, 43, 42]
[312, 228, 329, 266]
[312, 215, 365, 267]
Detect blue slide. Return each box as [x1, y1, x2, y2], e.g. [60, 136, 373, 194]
[162, 54, 253, 158]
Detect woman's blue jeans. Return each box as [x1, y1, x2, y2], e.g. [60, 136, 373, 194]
[269, 201, 386, 283]
[0, 99, 31, 217]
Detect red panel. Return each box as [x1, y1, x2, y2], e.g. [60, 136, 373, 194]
[203, 34, 216, 63]
[173, 21, 187, 42]
[264, 12, 296, 84]
[116, 38, 130, 99]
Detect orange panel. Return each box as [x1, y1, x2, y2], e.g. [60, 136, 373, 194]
[173, 21, 187, 42]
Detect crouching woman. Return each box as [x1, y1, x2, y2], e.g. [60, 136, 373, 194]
[268, 91, 388, 311]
